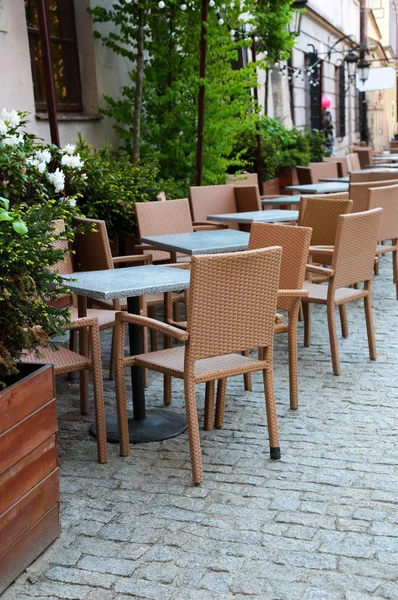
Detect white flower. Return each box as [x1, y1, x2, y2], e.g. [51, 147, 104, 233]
[47, 168, 65, 193]
[61, 153, 84, 169]
[35, 149, 52, 164]
[0, 120, 8, 136]
[65, 197, 76, 207]
[37, 161, 47, 174]
[2, 133, 24, 146]
[62, 143, 76, 155]
[1, 108, 21, 129]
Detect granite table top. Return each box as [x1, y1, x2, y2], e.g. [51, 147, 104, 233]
[141, 229, 250, 255]
[207, 209, 298, 224]
[285, 182, 349, 194]
[261, 195, 301, 206]
[61, 265, 191, 301]
[372, 155, 398, 162]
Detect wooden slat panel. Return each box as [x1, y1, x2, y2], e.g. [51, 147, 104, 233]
[0, 469, 59, 555]
[0, 401, 57, 475]
[0, 504, 60, 594]
[0, 436, 57, 515]
[0, 364, 54, 434]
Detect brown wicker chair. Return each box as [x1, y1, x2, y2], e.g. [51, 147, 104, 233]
[297, 162, 339, 185]
[346, 153, 361, 172]
[368, 184, 398, 298]
[302, 208, 383, 376]
[189, 184, 239, 230]
[349, 179, 398, 213]
[114, 247, 283, 484]
[324, 157, 348, 177]
[356, 148, 374, 169]
[349, 170, 398, 183]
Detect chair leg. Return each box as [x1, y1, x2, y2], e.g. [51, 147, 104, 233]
[302, 302, 312, 348]
[215, 379, 227, 429]
[108, 328, 115, 380]
[173, 300, 181, 323]
[148, 306, 158, 351]
[79, 328, 90, 415]
[392, 243, 398, 298]
[242, 350, 252, 391]
[298, 302, 304, 322]
[287, 310, 299, 411]
[364, 292, 376, 361]
[339, 305, 349, 338]
[184, 379, 203, 484]
[263, 362, 280, 460]
[68, 331, 77, 381]
[114, 328, 130, 458]
[204, 381, 215, 431]
[89, 329, 108, 464]
[327, 302, 340, 376]
[374, 259, 379, 276]
[163, 332, 172, 405]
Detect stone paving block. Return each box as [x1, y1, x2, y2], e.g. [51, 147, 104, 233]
[77, 555, 137, 576]
[114, 578, 175, 599]
[46, 566, 116, 589]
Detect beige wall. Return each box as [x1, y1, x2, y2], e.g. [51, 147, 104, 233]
[0, 0, 131, 148]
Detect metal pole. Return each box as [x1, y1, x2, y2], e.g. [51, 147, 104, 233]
[251, 37, 264, 195]
[195, 0, 208, 186]
[359, 0, 368, 144]
[36, 0, 60, 146]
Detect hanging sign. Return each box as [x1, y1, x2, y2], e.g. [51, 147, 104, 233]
[356, 66, 396, 92]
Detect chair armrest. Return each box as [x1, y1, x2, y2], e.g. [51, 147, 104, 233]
[306, 264, 334, 277]
[68, 316, 100, 330]
[260, 195, 286, 200]
[278, 289, 309, 298]
[308, 245, 334, 256]
[134, 243, 160, 253]
[116, 312, 189, 341]
[193, 223, 227, 231]
[112, 254, 152, 265]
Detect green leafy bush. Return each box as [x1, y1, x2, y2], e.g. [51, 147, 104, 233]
[0, 110, 84, 386]
[76, 137, 171, 240]
[307, 128, 330, 162]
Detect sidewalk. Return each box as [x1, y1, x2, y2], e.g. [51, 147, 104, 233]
[4, 253, 398, 600]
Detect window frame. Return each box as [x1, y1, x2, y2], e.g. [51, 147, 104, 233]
[26, 0, 83, 113]
[336, 64, 346, 138]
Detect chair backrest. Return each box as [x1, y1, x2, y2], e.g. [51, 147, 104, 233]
[332, 208, 382, 290]
[390, 141, 398, 149]
[309, 161, 339, 182]
[186, 247, 282, 363]
[346, 153, 361, 171]
[368, 184, 398, 241]
[249, 223, 312, 312]
[72, 216, 114, 272]
[49, 219, 73, 308]
[136, 198, 193, 262]
[234, 185, 261, 212]
[323, 157, 348, 177]
[298, 193, 352, 246]
[349, 179, 398, 212]
[189, 185, 238, 230]
[388, 149, 398, 154]
[296, 166, 313, 185]
[355, 148, 373, 169]
[350, 170, 398, 183]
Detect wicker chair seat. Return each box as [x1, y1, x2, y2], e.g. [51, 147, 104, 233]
[134, 345, 269, 384]
[70, 307, 116, 328]
[21, 344, 90, 374]
[303, 282, 368, 305]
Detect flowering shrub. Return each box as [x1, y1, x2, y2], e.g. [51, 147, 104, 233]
[0, 110, 85, 386]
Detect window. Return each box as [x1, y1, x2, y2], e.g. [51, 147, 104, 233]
[336, 64, 346, 138]
[306, 52, 323, 130]
[25, 0, 82, 112]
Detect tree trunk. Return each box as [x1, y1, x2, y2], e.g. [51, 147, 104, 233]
[132, 8, 145, 163]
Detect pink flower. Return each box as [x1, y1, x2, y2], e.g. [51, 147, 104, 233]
[22, 166, 26, 174]
[2, 179, 9, 187]
[81, 173, 87, 180]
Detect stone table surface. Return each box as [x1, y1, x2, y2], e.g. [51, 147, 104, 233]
[6, 254, 398, 600]
[141, 229, 250, 255]
[261, 194, 301, 206]
[207, 209, 298, 224]
[372, 154, 398, 161]
[285, 182, 349, 194]
[61, 265, 191, 302]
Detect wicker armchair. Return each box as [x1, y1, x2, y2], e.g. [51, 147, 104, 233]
[368, 184, 398, 298]
[350, 170, 398, 183]
[349, 180, 398, 213]
[346, 153, 361, 172]
[302, 208, 383, 375]
[114, 247, 283, 484]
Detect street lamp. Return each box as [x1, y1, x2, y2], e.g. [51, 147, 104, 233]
[344, 49, 359, 83]
[357, 56, 371, 84]
[288, 0, 308, 37]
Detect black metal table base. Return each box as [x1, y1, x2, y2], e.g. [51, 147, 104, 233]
[90, 408, 187, 444]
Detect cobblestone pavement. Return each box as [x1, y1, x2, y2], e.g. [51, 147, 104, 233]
[4, 253, 398, 600]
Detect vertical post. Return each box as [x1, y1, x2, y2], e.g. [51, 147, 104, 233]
[359, 0, 368, 144]
[36, 0, 60, 146]
[251, 37, 264, 195]
[195, 0, 208, 186]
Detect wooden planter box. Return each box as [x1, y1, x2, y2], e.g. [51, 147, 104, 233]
[0, 363, 60, 594]
[262, 177, 280, 195]
[277, 167, 298, 194]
